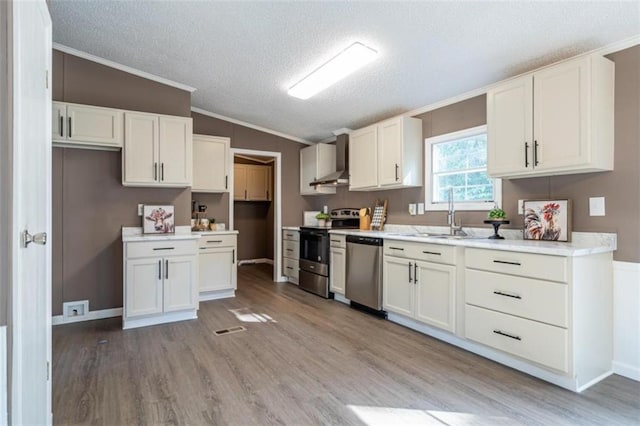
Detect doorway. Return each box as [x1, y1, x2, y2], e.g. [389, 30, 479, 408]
[229, 148, 283, 283]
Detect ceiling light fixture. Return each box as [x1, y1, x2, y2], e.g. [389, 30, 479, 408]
[287, 42, 378, 100]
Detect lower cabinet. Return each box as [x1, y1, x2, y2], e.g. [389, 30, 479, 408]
[123, 239, 198, 329]
[383, 241, 456, 333]
[198, 233, 237, 300]
[282, 228, 299, 284]
[329, 247, 346, 295]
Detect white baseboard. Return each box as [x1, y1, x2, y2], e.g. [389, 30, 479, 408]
[199, 289, 235, 302]
[238, 258, 273, 266]
[333, 292, 350, 305]
[52, 307, 123, 326]
[123, 310, 197, 330]
[613, 361, 640, 381]
[613, 261, 640, 382]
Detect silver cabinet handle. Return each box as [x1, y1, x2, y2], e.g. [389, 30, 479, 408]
[207, 240, 223, 243]
[408, 262, 413, 283]
[493, 291, 522, 300]
[493, 330, 521, 341]
[395, 163, 399, 181]
[414, 263, 418, 284]
[232, 249, 235, 264]
[422, 251, 441, 256]
[154, 162, 158, 181]
[389, 247, 404, 251]
[493, 260, 521, 266]
[534, 140, 539, 166]
[22, 230, 47, 248]
[165, 260, 168, 279]
[153, 247, 175, 251]
[158, 260, 161, 280]
[225, 175, 228, 189]
[68, 116, 72, 138]
[524, 142, 529, 168]
[59, 116, 64, 137]
[161, 163, 165, 181]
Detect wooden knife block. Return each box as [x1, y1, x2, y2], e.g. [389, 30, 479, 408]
[359, 216, 371, 230]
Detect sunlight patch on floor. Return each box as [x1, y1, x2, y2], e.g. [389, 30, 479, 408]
[229, 308, 277, 323]
[347, 405, 514, 426]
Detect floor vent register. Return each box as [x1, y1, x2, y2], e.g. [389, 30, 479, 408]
[213, 326, 247, 336]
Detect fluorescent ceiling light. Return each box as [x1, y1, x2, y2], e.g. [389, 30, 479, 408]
[288, 42, 378, 100]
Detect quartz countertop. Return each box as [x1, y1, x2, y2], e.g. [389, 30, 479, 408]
[191, 230, 239, 236]
[328, 227, 616, 257]
[282, 226, 300, 231]
[122, 226, 200, 242]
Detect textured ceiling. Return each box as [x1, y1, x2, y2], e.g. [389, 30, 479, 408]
[49, 1, 639, 142]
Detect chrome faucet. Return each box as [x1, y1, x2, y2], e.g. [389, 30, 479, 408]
[448, 188, 466, 236]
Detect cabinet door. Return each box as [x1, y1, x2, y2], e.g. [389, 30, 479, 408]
[159, 116, 192, 186]
[533, 57, 589, 171]
[330, 247, 346, 294]
[487, 74, 533, 177]
[52, 102, 66, 141]
[378, 118, 403, 186]
[382, 257, 413, 317]
[192, 135, 229, 192]
[199, 247, 236, 292]
[234, 164, 247, 200]
[163, 256, 197, 312]
[246, 165, 270, 201]
[67, 104, 123, 147]
[125, 258, 163, 317]
[349, 125, 378, 189]
[415, 261, 456, 332]
[124, 112, 159, 185]
[299, 145, 317, 195]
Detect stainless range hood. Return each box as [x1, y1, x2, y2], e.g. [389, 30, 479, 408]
[310, 133, 349, 187]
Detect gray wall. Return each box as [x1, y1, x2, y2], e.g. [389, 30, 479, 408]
[52, 49, 192, 315]
[310, 45, 640, 263]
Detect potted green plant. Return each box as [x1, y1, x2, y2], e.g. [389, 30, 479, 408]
[315, 212, 330, 227]
[488, 207, 507, 220]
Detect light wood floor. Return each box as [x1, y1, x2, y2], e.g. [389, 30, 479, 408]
[53, 264, 640, 425]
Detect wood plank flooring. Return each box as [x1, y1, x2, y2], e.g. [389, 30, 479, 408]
[53, 264, 640, 425]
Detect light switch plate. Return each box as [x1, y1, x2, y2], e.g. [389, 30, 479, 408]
[589, 197, 605, 216]
[408, 203, 417, 216]
[138, 204, 144, 216]
[417, 203, 425, 215]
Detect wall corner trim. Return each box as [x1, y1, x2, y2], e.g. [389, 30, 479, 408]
[52, 43, 197, 93]
[191, 106, 314, 146]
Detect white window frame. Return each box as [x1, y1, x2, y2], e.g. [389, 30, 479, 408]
[425, 124, 502, 211]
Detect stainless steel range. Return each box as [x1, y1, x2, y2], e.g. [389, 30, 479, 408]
[298, 208, 359, 298]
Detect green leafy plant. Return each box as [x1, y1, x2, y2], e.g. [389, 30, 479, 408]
[488, 207, 507, 220]
[315, 212, 330, 220]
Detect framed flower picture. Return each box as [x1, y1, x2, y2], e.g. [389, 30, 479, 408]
[523, 199, 571, 242]
[143, 205, 175, 234]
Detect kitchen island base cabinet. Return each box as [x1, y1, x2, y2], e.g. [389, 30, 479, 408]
[198, 234, 237, 301]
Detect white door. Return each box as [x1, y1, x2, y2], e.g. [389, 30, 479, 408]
[9, 1, 52, 423]
[163, 256, 197, 312]
[51, 101, 65, 141]
[382, 257, 414, 317]
[486, 74, 533, 177]
[349, 125, 378, 189]
[329, 247, 346, 294]
[299, 145, 317, 195]
[159, 116, 192, 185]
[414, 262, 456, 332]
[378, 118, 402, 186]
[125, 258, 163, 317]
[192, 135, 229, 192]
[199, 248, 235, 292]
[123, 112, 158, 185]
[67, 104, 123, 147]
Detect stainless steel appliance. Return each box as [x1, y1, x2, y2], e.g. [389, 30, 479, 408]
[298, 208, 359, 298]
[345, 235, 385, 315]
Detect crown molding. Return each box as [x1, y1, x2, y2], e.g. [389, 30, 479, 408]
[190, 107, 313, 145]
[52, 42, 197, 93]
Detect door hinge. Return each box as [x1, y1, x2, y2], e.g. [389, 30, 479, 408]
[46, 361, 50, 380]
[45, 70, 49, 89]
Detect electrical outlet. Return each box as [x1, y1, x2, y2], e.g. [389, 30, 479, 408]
[589, 197, 605, 216]
[417, 203, 425, 215]
[518, 199, 525, 215]
[63, 300, 89, 323]
[408, 203, 417, 216]
[138, 204, 144, 216]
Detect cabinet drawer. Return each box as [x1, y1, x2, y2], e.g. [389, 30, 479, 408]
[465, 305, 568, 372]
[283, 257, 299, 279]
[329, 235, 346, 248]
[283, 230, 300, 242]
[465, 248, 567, 283]
[385, 240, 456, 265]
[283, 240, 299, 259]
[466, 269, 568, 327]
[198, 234, 236, 249]
[126, 240, 197, 259]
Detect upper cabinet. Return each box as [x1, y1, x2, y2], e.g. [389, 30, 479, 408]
[192, 134, 230, 193]
[52, 102, 123, 149]
[122, 112, 193, 187]
[234, 163, 272, 201]
[349, 116, 423, 191]
[487, 55, 614, 179]
[299, 143, 336, 195]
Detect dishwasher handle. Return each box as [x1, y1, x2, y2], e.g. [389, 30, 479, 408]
[346, 235, 383, 246]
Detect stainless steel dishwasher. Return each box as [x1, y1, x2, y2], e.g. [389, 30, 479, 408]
[345, 235, 385, 315]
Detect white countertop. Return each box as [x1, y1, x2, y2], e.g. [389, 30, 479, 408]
[123, 226, 238, 242]
[328, 227, 616, 257]
[192, 230, 239, 236]
[282, 226, 300, 231]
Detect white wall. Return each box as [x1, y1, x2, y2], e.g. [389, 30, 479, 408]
[613, 261, 640, 381]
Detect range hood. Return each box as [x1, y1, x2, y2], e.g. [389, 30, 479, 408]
[310, 133, 349, 187]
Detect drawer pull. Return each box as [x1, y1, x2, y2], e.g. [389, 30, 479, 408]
[408, 262, 413, 283]
[493, 330, 522, 341]
[286, 266, 293, 270]
[493, 260, 521, 266]
[331, 239, 341, 243]
[389, 247, 404, 251]
[153, 247, 175, 251]
[286, 248, 293, 252]
[207, 240, 223, 243]
[422, 251, 441, 256]
[493, 290, 522, 300]
[158, 260, 161, 280]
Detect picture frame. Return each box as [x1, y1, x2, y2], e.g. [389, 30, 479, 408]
[523, 199, 571, 242]
[143, 205, 175, 234]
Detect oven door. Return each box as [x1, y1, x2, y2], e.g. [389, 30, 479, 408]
[299, 229, 329, 264]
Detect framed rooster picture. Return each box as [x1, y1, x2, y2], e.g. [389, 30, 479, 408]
[143, 205, 175, 234]
[523, 199, 571, 242]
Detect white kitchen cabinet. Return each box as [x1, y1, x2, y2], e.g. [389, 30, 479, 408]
[487, 54, 614, 178]
[329, 235, 346, 294]
[349, 116, 422, 191]
[198, 234, 237, 301]
[234, 164, 272, 201]
[192, 134, 230, 192]
[282, 228, 299, 284]
[383, 240, 457, 332]
[52, 101, 123, 149]
[300, 143, 336, 195]
[122, 111, 193, 187]
[123, 238, 198, 329]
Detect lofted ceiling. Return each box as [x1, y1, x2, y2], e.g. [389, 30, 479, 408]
[48, 1, 639, 142]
